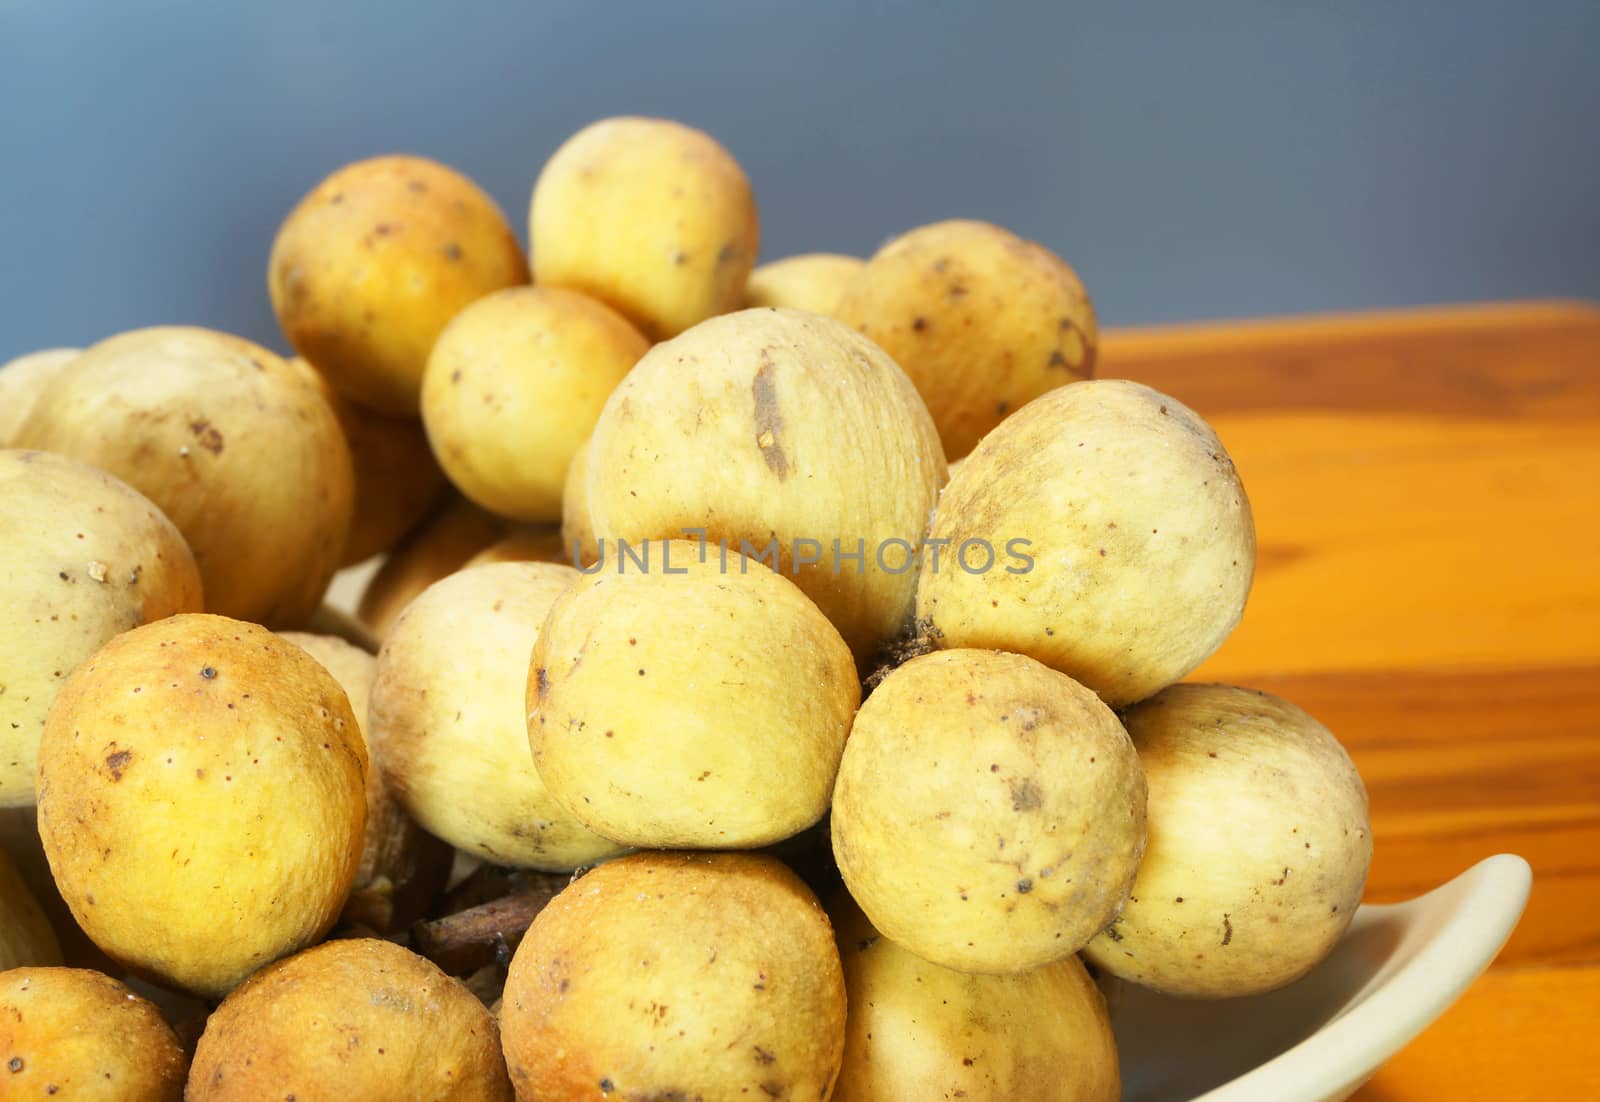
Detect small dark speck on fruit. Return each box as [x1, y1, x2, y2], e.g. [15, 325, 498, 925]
[8, 1057, 22, 1072]
[201, 666, 217, 679]
[1016, 878, 1033, 894]
[443, 242, 462, 260]
[599, 1080, 614, 1094]
[912, 316, 928, 332]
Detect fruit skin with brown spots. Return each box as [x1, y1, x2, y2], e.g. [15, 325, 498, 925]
[35, 614, 367, 999]
[368, 562, 620, 870]
[916, 378, 1254, 709]
[0, 449, 204, 809]
[836, 219, 1097, 459]
[585, 307, 945, 662]
[0, 967, 187, 1101]
[1083, 683, 1372, 998]
[15, 326, 353, 627]
[270, 154, 529, 417]
[185, 938, 512, 1102]
[500, 852, 846, 1102]
[830, 893, 1119, 1102]
[831, 648, 1146, 974]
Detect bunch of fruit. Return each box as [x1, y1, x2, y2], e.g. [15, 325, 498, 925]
[0, 115, 1371, 1101]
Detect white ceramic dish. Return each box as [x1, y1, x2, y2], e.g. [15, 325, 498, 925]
[1113, 853, 1531, 1101]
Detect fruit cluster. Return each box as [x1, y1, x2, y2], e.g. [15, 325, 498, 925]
[0, 115, 1371, 1101]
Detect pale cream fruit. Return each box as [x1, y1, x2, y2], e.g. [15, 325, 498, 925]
[35, 614, 367, 998]
[0, 348, 78, 444]
[916, 379, 1254, 708]
[0, 449, 203, 808]
[745, 253, 864, 317]
[368, 562, 619, 869]
[529, 540, 859, 849]
[15, 326, 353, 626]
[832, 649, 1146, 974]
[586, 307, 945, 661]
[529, 116, 758, 340]
[831, 893, 1119, 1102]
[1083, 684, 1372, 998]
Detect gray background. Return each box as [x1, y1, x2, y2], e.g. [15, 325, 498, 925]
[2, 0, 1597, 362]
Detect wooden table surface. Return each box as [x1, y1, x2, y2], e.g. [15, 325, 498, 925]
[1101, 300, 1600, 1100]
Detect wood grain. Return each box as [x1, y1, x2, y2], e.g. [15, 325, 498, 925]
[1104, 300, 1600, 1099]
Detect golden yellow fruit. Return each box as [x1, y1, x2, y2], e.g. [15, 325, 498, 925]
[1083, 684, 1372, 998]
[36, 614, 367, 998]
[586, 307, 945, 661]
[270, 155, 529, 416]
[422, 286, 648, 522]
[832, 649, 1146, 974]
[0, 449, 204, 808]
[916, 379, 1255, 708]
[0, 967, 187, 1100]
[745, 253, 864, 316]
[369, 562, 619, 869]
[529, 540, 859, 849]
[836, 219, 1097, 459]
[501, 852, 846, 1102]
[186, 938, 511, 1101]
[0, 348, 78, 445]
[831, 894, 1119, 1102]
[288, 356, 447, 566]
[529, 116, 758, 340]
[15, 327, 353, 626]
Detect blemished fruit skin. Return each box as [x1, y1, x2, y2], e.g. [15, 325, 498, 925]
[501, 852, 847, 1102]
[585, 307, 946, 662]
[14, 325, 354, 627]
[186, 938, 513, 1101]
[831, 648, 1147, 974]
[1083, 684, 1372, 998]
[0, 449, 204, 809]
[528, 540, 860, 849]
[270, 154, 530, 417]
[0, 967, 188, 1101]
[529, 116, 758, 341]
[916, 378, 1254, 709]
[830, 893, 1120, 1102]
[35, 614, 367, 999]
[836, 219, 1097, 459]
[368, 562, 622, 869]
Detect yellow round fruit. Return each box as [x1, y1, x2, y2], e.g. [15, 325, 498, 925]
[270, 155, 529, 416]
[745, 253, 863, 316]
[836, 219, 1097, 459]
[529, 116, 758, 340]
[422, 286, 648, 522]
[36, 614, 367, 998]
